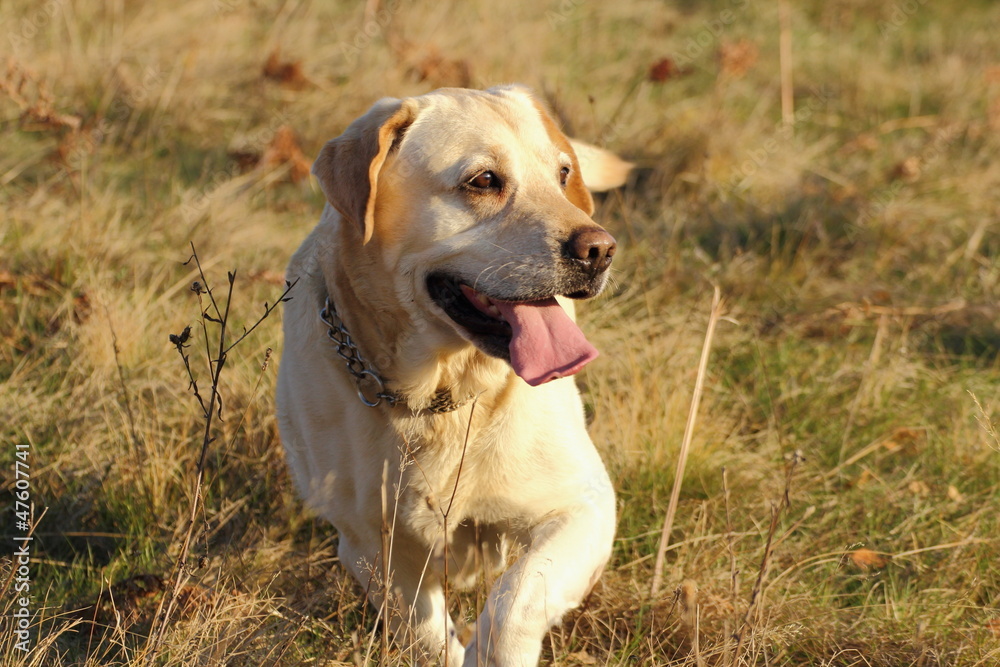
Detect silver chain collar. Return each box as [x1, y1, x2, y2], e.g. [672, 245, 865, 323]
[319, 297, 472, 413]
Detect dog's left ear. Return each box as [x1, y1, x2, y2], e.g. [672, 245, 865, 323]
[528, 99, 596, 217]
[312, 98, 418, 244]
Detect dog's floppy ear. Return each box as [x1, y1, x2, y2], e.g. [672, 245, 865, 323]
[312, 98, 418, 244]
[529, 98, 596, 217]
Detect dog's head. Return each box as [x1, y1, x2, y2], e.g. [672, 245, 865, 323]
[312, 85, 624, 386]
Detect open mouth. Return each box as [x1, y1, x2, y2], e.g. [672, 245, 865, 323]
[426, 274, 514, 357]
[426, 274, 599, 386]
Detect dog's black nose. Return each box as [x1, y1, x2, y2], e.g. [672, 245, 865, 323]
[566, 227, 616, 275]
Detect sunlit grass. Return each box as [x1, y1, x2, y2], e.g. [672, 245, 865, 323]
[2, 0, 999, 664]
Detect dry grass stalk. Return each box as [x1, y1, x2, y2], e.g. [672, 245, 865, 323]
[778, 0, 794, 126]
[650, 286, 724, 598]
[678, 580, 705, 667]
[440, 399, 476, 667]
[722, 467, 740, 648]
[732, 452, 800, 661]
[970, 391, 1000, 452]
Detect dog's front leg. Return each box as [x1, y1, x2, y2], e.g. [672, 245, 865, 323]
[339, 535, 466, 666]
[463, 481, 616, 667]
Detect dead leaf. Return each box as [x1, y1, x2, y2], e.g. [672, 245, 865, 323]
[831, 184, 858, 202]
[227, 149, 261, 173]
[0, 272, 59, 296]
[985, 66, 1000, 84]
[849, 548, 889, 570]
[22, 107, 82, 132]
[398, 42, 472, 88]
[892, 427, 925, 440]
[648, 57, 680, 82]
[72, 573, 165, 631]
[247, 269, 287, 286]
[870, 290, 892, 305]
[564, 650, 598, 665]
[854, 469, 873, 488]
[1, 60, 81, 132]
[262, 49, 309, 89]
[888, 156, 921, 182]
[54, 128, 99, 168]
[850, 133, 879, 152]
[883, 427, 924, 455]
[882, 440, 903, 453]
[73, 291, 92, 325]
[989, 96, 1000, 131]
[987, 617, 1000, 637]
[259, 126, 311, 183]
[176, 584, 217, 617]
[718, 40, 758, 78]
[947, 484, 964, 502]
[908, 480, 930, 495]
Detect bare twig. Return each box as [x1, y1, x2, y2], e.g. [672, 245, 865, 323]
[224, 283, 296, 356]
[144, 244, 291, 663]
[650, 286, 724, 598]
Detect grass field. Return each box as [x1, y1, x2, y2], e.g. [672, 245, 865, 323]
[2, 0, 999, 664]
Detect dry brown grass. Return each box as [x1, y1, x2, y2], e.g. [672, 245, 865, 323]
[2, 0, 999, 665]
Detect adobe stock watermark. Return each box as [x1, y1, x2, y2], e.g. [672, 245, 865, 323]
[546, 0, 586, 28]
[340, 0, 404, 66]
[63, 64, 166, 171]
[7, 0, 67, 54]
[726, 85, 834, 195]
[878, 0, 929, 37]
[179, 110, 294, 222]
[213, 0, 239, 14]
[10, 438, 34, 652]
[674, 0, 753, 68]
[858, 123, 960, 225]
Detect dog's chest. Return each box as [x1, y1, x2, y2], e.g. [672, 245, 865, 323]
[395, 422, 541, 541]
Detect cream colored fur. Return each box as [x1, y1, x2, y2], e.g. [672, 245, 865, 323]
[276, 85, 629, 667]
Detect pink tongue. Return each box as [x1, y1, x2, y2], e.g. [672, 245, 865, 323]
[492, 297, 599, 386]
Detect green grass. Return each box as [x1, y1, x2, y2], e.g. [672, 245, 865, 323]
[2, 0, 999, 664]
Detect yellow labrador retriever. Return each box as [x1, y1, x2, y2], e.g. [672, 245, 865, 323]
[277, 85, 630, 666]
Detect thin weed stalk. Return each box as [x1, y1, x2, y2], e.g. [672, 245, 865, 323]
[143, 243, 294, 663]
[721, 467, 739, 667]
[732, 452, 802, 661]
[650, 286, 724, 598]
[107, 308, 143, 460]
[441, 398, 476, 666]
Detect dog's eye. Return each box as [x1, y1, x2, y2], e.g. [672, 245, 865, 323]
[559, 166, 571, 187]
[467, 171, 500, 190]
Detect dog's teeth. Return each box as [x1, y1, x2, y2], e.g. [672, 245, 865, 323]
[474, 291, 503, 319]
